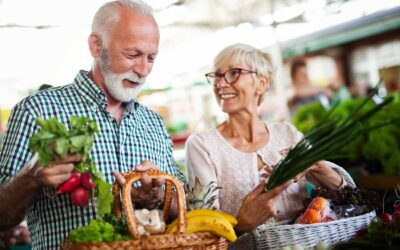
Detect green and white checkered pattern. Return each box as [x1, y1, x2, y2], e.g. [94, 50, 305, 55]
[0, 70, 183, 249]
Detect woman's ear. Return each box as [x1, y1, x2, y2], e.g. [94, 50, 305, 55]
[88, 33, 102, 58]
[256, 75, 270, 95]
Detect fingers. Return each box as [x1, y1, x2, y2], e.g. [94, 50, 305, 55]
[263, 165, 273, 174]
[152, 177, 165, 187]
[29, 163, 75, 186]
[135, 160, 157, 172]
[263, 179, 293, 200]
[245, 182, 266, 201]
[140, 173, 152, 191]
[113, 171, 126, 185]
[51, 153, 82, 166]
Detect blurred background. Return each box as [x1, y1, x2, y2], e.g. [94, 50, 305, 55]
[0, 0, 400, 187]
[1, 1, 400, 248]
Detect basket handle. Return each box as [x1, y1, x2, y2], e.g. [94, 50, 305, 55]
[112, 169, 187, 238]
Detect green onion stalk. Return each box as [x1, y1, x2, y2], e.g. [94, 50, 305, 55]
[265, 83, 396, 191]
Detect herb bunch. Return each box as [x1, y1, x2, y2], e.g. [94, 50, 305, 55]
[266, 84, 395, 191]
[29, 116, 113, 215]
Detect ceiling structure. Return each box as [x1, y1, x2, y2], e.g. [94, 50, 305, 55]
[0, 0, 399, 108]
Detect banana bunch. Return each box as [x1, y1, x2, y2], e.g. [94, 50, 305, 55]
[166, 209, 238, 242]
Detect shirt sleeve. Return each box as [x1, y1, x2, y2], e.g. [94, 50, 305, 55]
[184, 133, 220, 210]
[0, 101, 38, 184]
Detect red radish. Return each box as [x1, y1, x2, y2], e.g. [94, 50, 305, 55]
[379, 212, 392, 224]
[71, 187, 90, 207]
[394, 201, 400, 212]
[355, 228, 368, 237]
[57, 172, 81, 194]
[392, 210, 400, 222]
[81, 172, 95, 190]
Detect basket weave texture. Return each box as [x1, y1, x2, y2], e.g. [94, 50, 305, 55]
[253, 210, 376, 250]
[62, 169, 227, 250]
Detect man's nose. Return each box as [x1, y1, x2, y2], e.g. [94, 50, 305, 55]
[133, 57, 152, 78]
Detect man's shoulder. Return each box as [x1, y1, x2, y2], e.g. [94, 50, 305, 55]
[19, 84, 76, 107]
[135, 103, 164, 121]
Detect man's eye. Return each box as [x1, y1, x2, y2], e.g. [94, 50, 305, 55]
[148, 56, 155, 63]
[125, 54, 139, 59]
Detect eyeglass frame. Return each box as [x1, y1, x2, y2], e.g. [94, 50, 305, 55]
[205, 68, 258, 86]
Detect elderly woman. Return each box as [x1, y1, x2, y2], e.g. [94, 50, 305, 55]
[184, 43, 354, 249]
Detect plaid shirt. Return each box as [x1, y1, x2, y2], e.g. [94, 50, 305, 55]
[0, 70, 183, 249]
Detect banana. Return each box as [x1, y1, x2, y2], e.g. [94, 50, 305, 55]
[166, 209, 237, 232]
[186, 209, 238, 226]
[166, 214, 237, 242]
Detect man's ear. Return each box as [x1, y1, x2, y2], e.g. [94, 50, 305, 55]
[88, 33, 102, 58]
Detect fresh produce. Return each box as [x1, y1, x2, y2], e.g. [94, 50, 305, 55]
[293, 92, 400, 175]
[29, 116, 113, 215]
[308, 186, 381, 216]
[57, 172, 81, 194]
[71, 187, 90, 207]
[296, 208, 322, 224]
[265, 84, 396, 191]
[333, 202, 400, 249]
[81, 172, 95, 189]
[68, 220, 133, 243]
[166, 209, 237, 242]
[167, 208, 238, 231]
[309, 197, 328, 215]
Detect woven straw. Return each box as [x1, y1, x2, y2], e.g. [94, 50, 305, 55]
[62, 169, 227, 250]
[253, 210, 376, 250]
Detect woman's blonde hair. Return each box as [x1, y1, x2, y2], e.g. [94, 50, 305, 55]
[213, 43, 275, 105]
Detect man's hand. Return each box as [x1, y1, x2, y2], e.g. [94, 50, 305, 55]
[0, 223, 31, 248]
[114, 161, 165, 210]
[25, 153, 82, 188]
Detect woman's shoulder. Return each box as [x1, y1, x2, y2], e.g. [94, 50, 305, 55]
[265, 120, 299, 134]
[186, 128, 219, 146]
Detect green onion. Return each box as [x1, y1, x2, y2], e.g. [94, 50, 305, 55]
[265, 83, 395, 191]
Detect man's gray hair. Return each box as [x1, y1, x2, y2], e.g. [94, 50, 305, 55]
[91, 0, 154, 45]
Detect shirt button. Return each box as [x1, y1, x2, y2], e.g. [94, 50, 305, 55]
[108, 117, 114, 122]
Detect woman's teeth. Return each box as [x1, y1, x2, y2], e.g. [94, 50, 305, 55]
[220, 93, 237, 99]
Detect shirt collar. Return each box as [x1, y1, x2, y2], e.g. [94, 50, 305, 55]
[74, 70, 140, 113]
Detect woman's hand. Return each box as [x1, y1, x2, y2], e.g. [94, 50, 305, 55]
[293, 161, 343, 190]
[235, 180, 292, 235]
[114, 161, 165, 210]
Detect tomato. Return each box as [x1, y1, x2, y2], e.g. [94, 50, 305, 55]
[297, 209, 322, 224]
[309, 197, 328, 213]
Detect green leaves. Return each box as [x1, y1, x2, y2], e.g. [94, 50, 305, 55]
[29, 116, 98, 166]
[29, 116, 112, 216]
[266, 83, 396, 191]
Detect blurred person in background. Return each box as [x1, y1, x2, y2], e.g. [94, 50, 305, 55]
[0, 1, 183, 249]
[0, 222, 31, 250]
[288, 59, 333, 116]
[185, 43, 354, 249]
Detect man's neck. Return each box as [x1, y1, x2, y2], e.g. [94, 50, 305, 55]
[88, 70, 125, 124]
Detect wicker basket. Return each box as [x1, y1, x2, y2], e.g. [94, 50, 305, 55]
[253, 210, 376, 250]
[62, 169, 227, 250]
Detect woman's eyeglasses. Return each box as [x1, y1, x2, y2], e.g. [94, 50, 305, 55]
[205, 68, 257, 86]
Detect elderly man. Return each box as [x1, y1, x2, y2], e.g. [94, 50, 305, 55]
[0, 1, 183, 249]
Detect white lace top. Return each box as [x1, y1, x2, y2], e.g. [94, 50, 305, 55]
[185, 121, 355, 249]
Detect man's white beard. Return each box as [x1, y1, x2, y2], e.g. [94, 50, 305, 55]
[99, 48, 146, 103]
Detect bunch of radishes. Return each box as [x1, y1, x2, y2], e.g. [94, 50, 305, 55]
[378, 201, 400, 225]
[57, 172, 95, 207]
